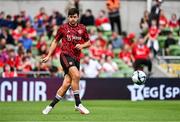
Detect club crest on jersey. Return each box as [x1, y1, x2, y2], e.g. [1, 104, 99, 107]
[69, 62, 73, 65]
[66, 35, 72, 41]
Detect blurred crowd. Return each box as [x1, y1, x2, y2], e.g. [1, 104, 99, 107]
[0, 0, 179, 78]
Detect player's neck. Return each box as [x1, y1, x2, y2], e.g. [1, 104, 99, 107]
[68, 22, 78, 27]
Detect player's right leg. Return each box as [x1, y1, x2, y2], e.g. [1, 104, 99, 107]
[68, 66, 90, 114]
[42, 74, 72, 115]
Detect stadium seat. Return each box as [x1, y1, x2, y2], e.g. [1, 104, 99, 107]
[86, 26, 97, 33]
[169, 45, 180, 56]
[82, 49, 89, 55]
[52, 58, 61, 68]
[113, 49, 121, 57]
[32, 47, 39, 55]
[158, 36, 167, 49]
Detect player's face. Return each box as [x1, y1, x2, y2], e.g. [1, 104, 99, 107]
[68, 14, 79, 26]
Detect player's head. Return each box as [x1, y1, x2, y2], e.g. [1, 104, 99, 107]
[138, 36, 145, 45]
[68, 8, 79, 26]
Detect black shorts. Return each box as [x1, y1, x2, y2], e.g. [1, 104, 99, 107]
[60, 53, 80, 74]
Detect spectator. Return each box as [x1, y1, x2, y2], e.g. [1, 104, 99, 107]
[119, 44, 133, 67]
[65, 0, 83, 15]
[89, 27, 98, 43]
[19, 32, 33, 51]
[105, 43, 114, 58]
[140, 10, 149, 36]
[46, 18, 59, 39]
[2, 64, 17, 78]
[89, 40, 105, 60]
[132, 37, 152, 75]
[33, 61, 49, 77]
[6, 48, 21, 70]
[49, 11, 65, 26]
[110, 31, 123, 49]
[122, 32, 135, 47]
[23, 20, 37, 40]
[20, 10, 32, 23]
[147, 20, 160, 56]
[0, 37, 6, 50]
[102, 55, 118, 73]
[164, 31, 177, 55]
[159, 10, 168, 30]
[12, 25, 23, 42]
[35, 7, 49, 23]
[0, 37, 8, 67]
[0, 11, 5, 19]
[95, 10, 110, 31]
[33, 16, 46, 36]
[149, 0, 162, 27]
[4, 14, 16, 29]
[38, 43, 48, 56]
[80, 9, 95, 26]
[13, 15, 26, 28]
[26, 49, 36, 69]
[0, 27, 15, 45]
[36, 34, 47, 50]
[96, 30, 107, 49]
[21, 56, 33, 73]
[169, 13, 179, 30]
[81, 55, 102, 78]
[106, 0, 122, 34]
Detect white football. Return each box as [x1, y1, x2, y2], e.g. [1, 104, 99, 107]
[132, 70, 147, 85]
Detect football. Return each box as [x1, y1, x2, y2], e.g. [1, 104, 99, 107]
[132, 70, 147, 85]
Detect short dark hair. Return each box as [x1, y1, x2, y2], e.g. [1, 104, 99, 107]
[68, 8, 79, 16]
[86, 9, 92, 14]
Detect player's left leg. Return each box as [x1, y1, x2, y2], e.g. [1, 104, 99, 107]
[68, 66, 90, 114]
[42, 74, 72, 115]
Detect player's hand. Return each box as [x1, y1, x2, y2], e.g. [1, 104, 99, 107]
[41, 55, 50, 63]
[75, 44, 83, 50]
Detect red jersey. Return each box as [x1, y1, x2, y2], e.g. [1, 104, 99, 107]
[169, 20, 179, 29]
[55, 23, 90, 61]
[159, 15, 168, 28]
[148, 26, 159, 39]
[95, 17, 109, 26]
[90, 47, 105, 60]
[132, 44, 150, 60]
[12, 30, 22, 41]
[119, 51, 132, 62]
[2, 72, 17, 78]
[22, 27, 37, 39]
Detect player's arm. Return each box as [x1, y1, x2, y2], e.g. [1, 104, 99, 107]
[75, 40, 91, 50]
[41, 39, 58, 63]
[41, 25, 63, 63]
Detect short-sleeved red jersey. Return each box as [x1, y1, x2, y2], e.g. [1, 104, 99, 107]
[55, 23, 90, 61]
[132, 44, 150, 60]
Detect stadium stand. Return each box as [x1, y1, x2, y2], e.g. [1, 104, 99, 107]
[0, 0, 179, 78]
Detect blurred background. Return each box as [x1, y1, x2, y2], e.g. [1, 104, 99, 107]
[0, 0, 180, 78]
[1, 2, 180, 122]
[0, 0, 180, 102]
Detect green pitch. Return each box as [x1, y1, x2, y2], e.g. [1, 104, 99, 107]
[0, 100, 180, 122]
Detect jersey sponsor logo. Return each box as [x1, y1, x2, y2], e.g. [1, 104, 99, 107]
[136, 50, 146, 55]
[72, 36, 82, 40]
[66, 35, 82, 41]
